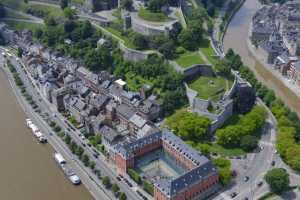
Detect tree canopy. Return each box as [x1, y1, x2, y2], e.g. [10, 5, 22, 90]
[165, 110, 211, 141]
[264, 168, 289, 194]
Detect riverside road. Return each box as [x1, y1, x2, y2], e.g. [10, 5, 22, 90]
[0, 47, 143, 200]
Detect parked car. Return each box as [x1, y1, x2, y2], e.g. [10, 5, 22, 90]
[271, 161, 275, 166]
[257, 181, 263, 187]
[244, 176, 249, 182]
[230, 192, 238, 198]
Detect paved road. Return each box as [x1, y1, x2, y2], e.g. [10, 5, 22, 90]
[0, 47, 143, 200]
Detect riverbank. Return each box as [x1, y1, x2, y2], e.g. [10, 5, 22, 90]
[247, 22, 300, 101]
[0, 51, 111, 200]
[0, 57, 95, 199]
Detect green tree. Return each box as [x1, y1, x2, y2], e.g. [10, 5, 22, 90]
[64, 134, 71, 145]
[70, 141, 78, 154]
[111, 183, 120, 194]
[119, 192, 127, 200]
[213, 158, 232, 185]
[130, 32, 148, 50]
[60, 0, 69, 9]
[264, 168, 289, 194]
[121, 0, 133, 10]
[240, 135, 258, 151]
[102, 176, 111, 188]
[90, 161, 96, 170]
[147, 0, 167, 12]
[0, 3, 6, 18]
[82, 154, 90, 167]
[17, 47, 23, 58]
[75, 146, 84, 158]
[63, 7, 76, 19]
[178, 30, 197, 51]
[158, 41, 175, 59]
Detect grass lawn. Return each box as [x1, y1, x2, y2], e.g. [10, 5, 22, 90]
[105, 27, 136, 49]
[200, 45, 219, 65]
[138, 8, 169, 22]
[209, 143, 246, 157]
[175, 51, 205, 68]
[189, 76, 230, 100]
[70, 0, 85, 4]
[27, 4, 64, 18]
[5, 9, 30, 19]
[1, 0, 27, 11]
[3, 20, 44, 32]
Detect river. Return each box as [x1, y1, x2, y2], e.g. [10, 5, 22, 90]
[223, 0, 300, 115]
[0, 68, 93, 199]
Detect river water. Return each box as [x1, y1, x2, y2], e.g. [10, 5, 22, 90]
[0, 69, 93, 199]
[223, 0, 300, 115]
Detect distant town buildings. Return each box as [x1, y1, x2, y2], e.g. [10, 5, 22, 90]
[0, 23, 220, 200]
[251, 0, 300, 87]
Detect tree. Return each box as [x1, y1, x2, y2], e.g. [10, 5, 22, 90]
[121, 0, 133, 10]
[17, 47, 23, 58]
[34, 28, 43, 39]
[64, 134, 71, 145]
[178, 30, 197, 51]
[111, 183, 120, 194]
[165, 110, 211, 141]
[44, 16, 57, 26]
[119, 192, 127, 200]
[90, 161, 96, 170]
[63, 7, 76, 19]
[82, 154, 90, 167]
[0, 33, 5, 45]
[75, 146, 84, 158]
[24, 0, 28, 3]
[130, 32, 148, 50]
[60, 0, 69, 9]
[158, 41, 175, 59]
[102, 176, 111, 188]
[147, 0, 167, 12]
[70, 141, 78, 154]
[213, 158, 232, 185]
[264, 168, 289, 194]
[0, 3, 6, 18]
[240, 135, 258, 151]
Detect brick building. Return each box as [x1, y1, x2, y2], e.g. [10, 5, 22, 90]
[113, 130, 220, 200]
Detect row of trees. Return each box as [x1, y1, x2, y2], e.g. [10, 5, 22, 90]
[127, 168, 154, 196]
[225, 49, 300, 171]
[216, 106, 267, 150]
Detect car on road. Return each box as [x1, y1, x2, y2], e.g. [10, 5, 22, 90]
[124, 178, 133, 187]
[271, 161, 275, 166]
[257, 181, 263, 187]
[116, 176, 121, 181]
[230, 192, 238, 198]
[136, 190, 148, 200]
[244, 176, 249, 182]
[93, 153, 98, 159]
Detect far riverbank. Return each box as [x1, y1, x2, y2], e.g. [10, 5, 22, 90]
[223, 0, 300, 116]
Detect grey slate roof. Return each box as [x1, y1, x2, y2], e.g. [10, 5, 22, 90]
[116, 104, 135, 119]
[114, 129, 218, 198]
[99, 125, 122, 143]
[129, 114, 147, 128]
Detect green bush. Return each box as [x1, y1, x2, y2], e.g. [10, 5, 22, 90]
[143, 180, 154, 196]
[128, 168, 142, 185]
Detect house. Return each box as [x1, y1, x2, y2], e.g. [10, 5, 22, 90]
[287, 60, 300, 87]
[116, 103, 135, 128]
[99, 125, 123, 153]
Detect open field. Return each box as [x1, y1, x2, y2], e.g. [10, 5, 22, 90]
[27, 3, 63, 18]
[3, 20, 44, 32]
[189, 76, 232, 100]
[175, 51, 205, 68]
[105, 27, 137, 49]
[138, 8, 169, 22]
[200, 45, 219, 65]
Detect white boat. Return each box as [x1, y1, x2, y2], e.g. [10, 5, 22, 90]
[54, 152, 66, 165]
[54, 152, 81, 185]
[26, 118, 47, 143]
